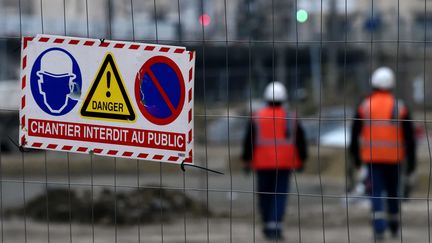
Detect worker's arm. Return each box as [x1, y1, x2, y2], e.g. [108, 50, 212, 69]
[402, 111, 416, 175]
[349, 111, 363, 169]
[296, 122, 308, 163]
[242, 119, 255, 163]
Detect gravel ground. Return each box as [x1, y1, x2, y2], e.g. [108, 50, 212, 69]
[1, 136, 432, 243]
[0, 210, 430, 243]
[1, 174, 431, 243]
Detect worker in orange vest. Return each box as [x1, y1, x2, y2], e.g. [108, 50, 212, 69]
[242, 81, 308, 240]
[350, 67, 416, 240]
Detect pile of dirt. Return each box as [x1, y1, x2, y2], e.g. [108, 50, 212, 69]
[6, 187, 210, 225]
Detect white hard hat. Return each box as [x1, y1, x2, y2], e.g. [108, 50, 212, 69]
[263, 81, 287, 102]
[38, 50, 75, 78]
[371, 67, 395, 90]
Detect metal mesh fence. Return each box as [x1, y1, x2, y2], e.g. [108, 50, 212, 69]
[0, 0, 432, 242]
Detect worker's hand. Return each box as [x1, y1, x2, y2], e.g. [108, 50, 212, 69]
[355, 165, 368, 183]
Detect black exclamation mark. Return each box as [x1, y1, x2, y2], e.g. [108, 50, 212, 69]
[106, 71, 111, 97]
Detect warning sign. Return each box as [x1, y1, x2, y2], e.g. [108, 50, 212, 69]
[135, 56, 185, 125]
[19, 34, 195, 164]
[80, 52, 136, 122]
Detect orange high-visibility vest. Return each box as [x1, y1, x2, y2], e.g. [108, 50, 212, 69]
[252, 106, 302, 170]
[359, 92, 407, 164]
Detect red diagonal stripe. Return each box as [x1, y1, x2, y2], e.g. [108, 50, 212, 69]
[23, 37, 34, 49]
[108, 150, 118, 155]
[21, 116, 25, 128]
[69, 39, 79, 45]
[21, 75, 26, 89]
[62, 145, 73, 151]
[114, 43, 125, 48]
[99, 42, 110, 47]
[32, 142, 42, 148]
[138, 153, 148, 158]
[174, 48, 185, 54]
[184, 155, 192, 163]
[47, 144, 58, 149]
[189, 51, 193, 61]
[147, 69, 176, 113]
[189, 68, 192, 82]
[39, 37, 49, 42]
[159, 47, 170, 52]
[188, 129, 192, 143]
[22, 56, 27, 69]
[77, 147, 87, 152]
[129, 44, 140, 50]
[54, 38, 65, 43]
[21, 135, 26, 146]
[122, 151, 133, 157]
[153, 155, 163, 160]
[84, 40, 95, 46]
[188, 88, 192, 102]
[144, 46, 155, 51]
[21, 96, 25, 109]
[188, 109, 192, 123]
[93, 148, 103, 154]
[184, 159, 192, 163]
[168, 156, 179, 161]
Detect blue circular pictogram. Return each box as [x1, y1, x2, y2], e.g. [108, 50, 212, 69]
[134, 56, 185, 125]
[30, 47, 82, 116]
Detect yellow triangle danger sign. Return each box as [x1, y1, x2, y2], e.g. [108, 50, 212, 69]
[80, 52, 136, 122]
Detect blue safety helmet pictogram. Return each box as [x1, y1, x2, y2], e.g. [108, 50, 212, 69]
[31, 48, 82, 116]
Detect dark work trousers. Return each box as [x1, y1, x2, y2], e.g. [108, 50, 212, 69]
[368, 164, 400, 235]
[257, 170, 290, 230]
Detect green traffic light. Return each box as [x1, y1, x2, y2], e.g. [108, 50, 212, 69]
[296, 9, 308, 23]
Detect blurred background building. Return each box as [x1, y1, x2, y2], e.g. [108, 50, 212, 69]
[1, 0, 432, 106]
[0, 0, 432, 148]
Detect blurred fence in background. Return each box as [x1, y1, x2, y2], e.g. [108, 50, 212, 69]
[1, 0, 432, 242]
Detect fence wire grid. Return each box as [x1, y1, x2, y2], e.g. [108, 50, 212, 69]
[0, 0, 432, 242]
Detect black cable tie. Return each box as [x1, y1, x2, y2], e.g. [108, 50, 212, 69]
[100, 38, 105, 43]
[7, 135, 28, 152]
[180, 161, 224, 175]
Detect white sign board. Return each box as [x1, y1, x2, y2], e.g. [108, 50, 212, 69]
[19, 35, 195, 164]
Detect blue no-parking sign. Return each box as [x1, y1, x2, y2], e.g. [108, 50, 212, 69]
[135, 56, 185, 125]
[20, 34, 195, 164]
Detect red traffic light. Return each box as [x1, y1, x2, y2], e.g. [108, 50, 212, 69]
[199, 14, 211, 26]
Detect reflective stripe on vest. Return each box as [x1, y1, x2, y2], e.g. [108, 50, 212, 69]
[251, 107, 301, 170]
[256, 138, 293, 146]
[359, 93, 406, 163]
[360, 140, 402, 148]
